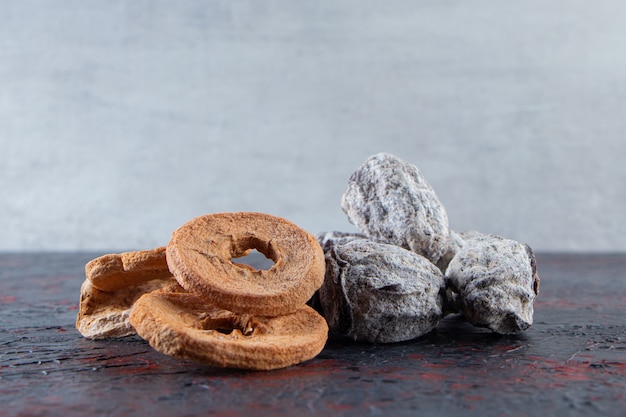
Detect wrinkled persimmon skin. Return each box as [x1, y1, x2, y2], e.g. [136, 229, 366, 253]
[319, 239, 445, 343]
[341, 153, 450, 265]
[445, 233, 540, 334]
[325, 153, 539, 338]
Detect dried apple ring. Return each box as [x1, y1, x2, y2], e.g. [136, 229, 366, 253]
[166, 212, 325, 316]
[86, 247, 172, 292]
[129, 290, 329, 370]
[76, 279, 181, 339]
[77, 247, 179, 339]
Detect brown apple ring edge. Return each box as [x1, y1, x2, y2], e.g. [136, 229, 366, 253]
[166, 212, 325, 316]
[129, 290, 329, 370]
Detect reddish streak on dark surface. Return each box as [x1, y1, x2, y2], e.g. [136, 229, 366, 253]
[0, 252, 625, 417]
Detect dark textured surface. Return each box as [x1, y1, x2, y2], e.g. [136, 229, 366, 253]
[1, 252, 625, 417]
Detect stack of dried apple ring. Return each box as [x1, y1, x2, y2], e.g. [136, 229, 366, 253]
[76, 212, 328, 371]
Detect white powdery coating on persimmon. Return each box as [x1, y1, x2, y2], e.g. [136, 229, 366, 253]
[319, 239, 445, 343]
[317, 230, 368, 252]
[341, 153, 450, 265]
[445, 233, 540, 334]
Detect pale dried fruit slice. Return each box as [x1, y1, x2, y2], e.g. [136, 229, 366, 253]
[166, 212, 325, 316]
[86, 247, 172, 292]
[129, 290, 329, 370]
[77, 247, 179, 339]
[445, 233, 540, 334]
[76, 278, 181, 339]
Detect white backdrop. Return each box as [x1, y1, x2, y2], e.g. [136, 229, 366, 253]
[2, 1, 625, 252]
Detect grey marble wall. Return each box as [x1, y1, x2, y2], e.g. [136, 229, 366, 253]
[2, 1, 625, 252]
